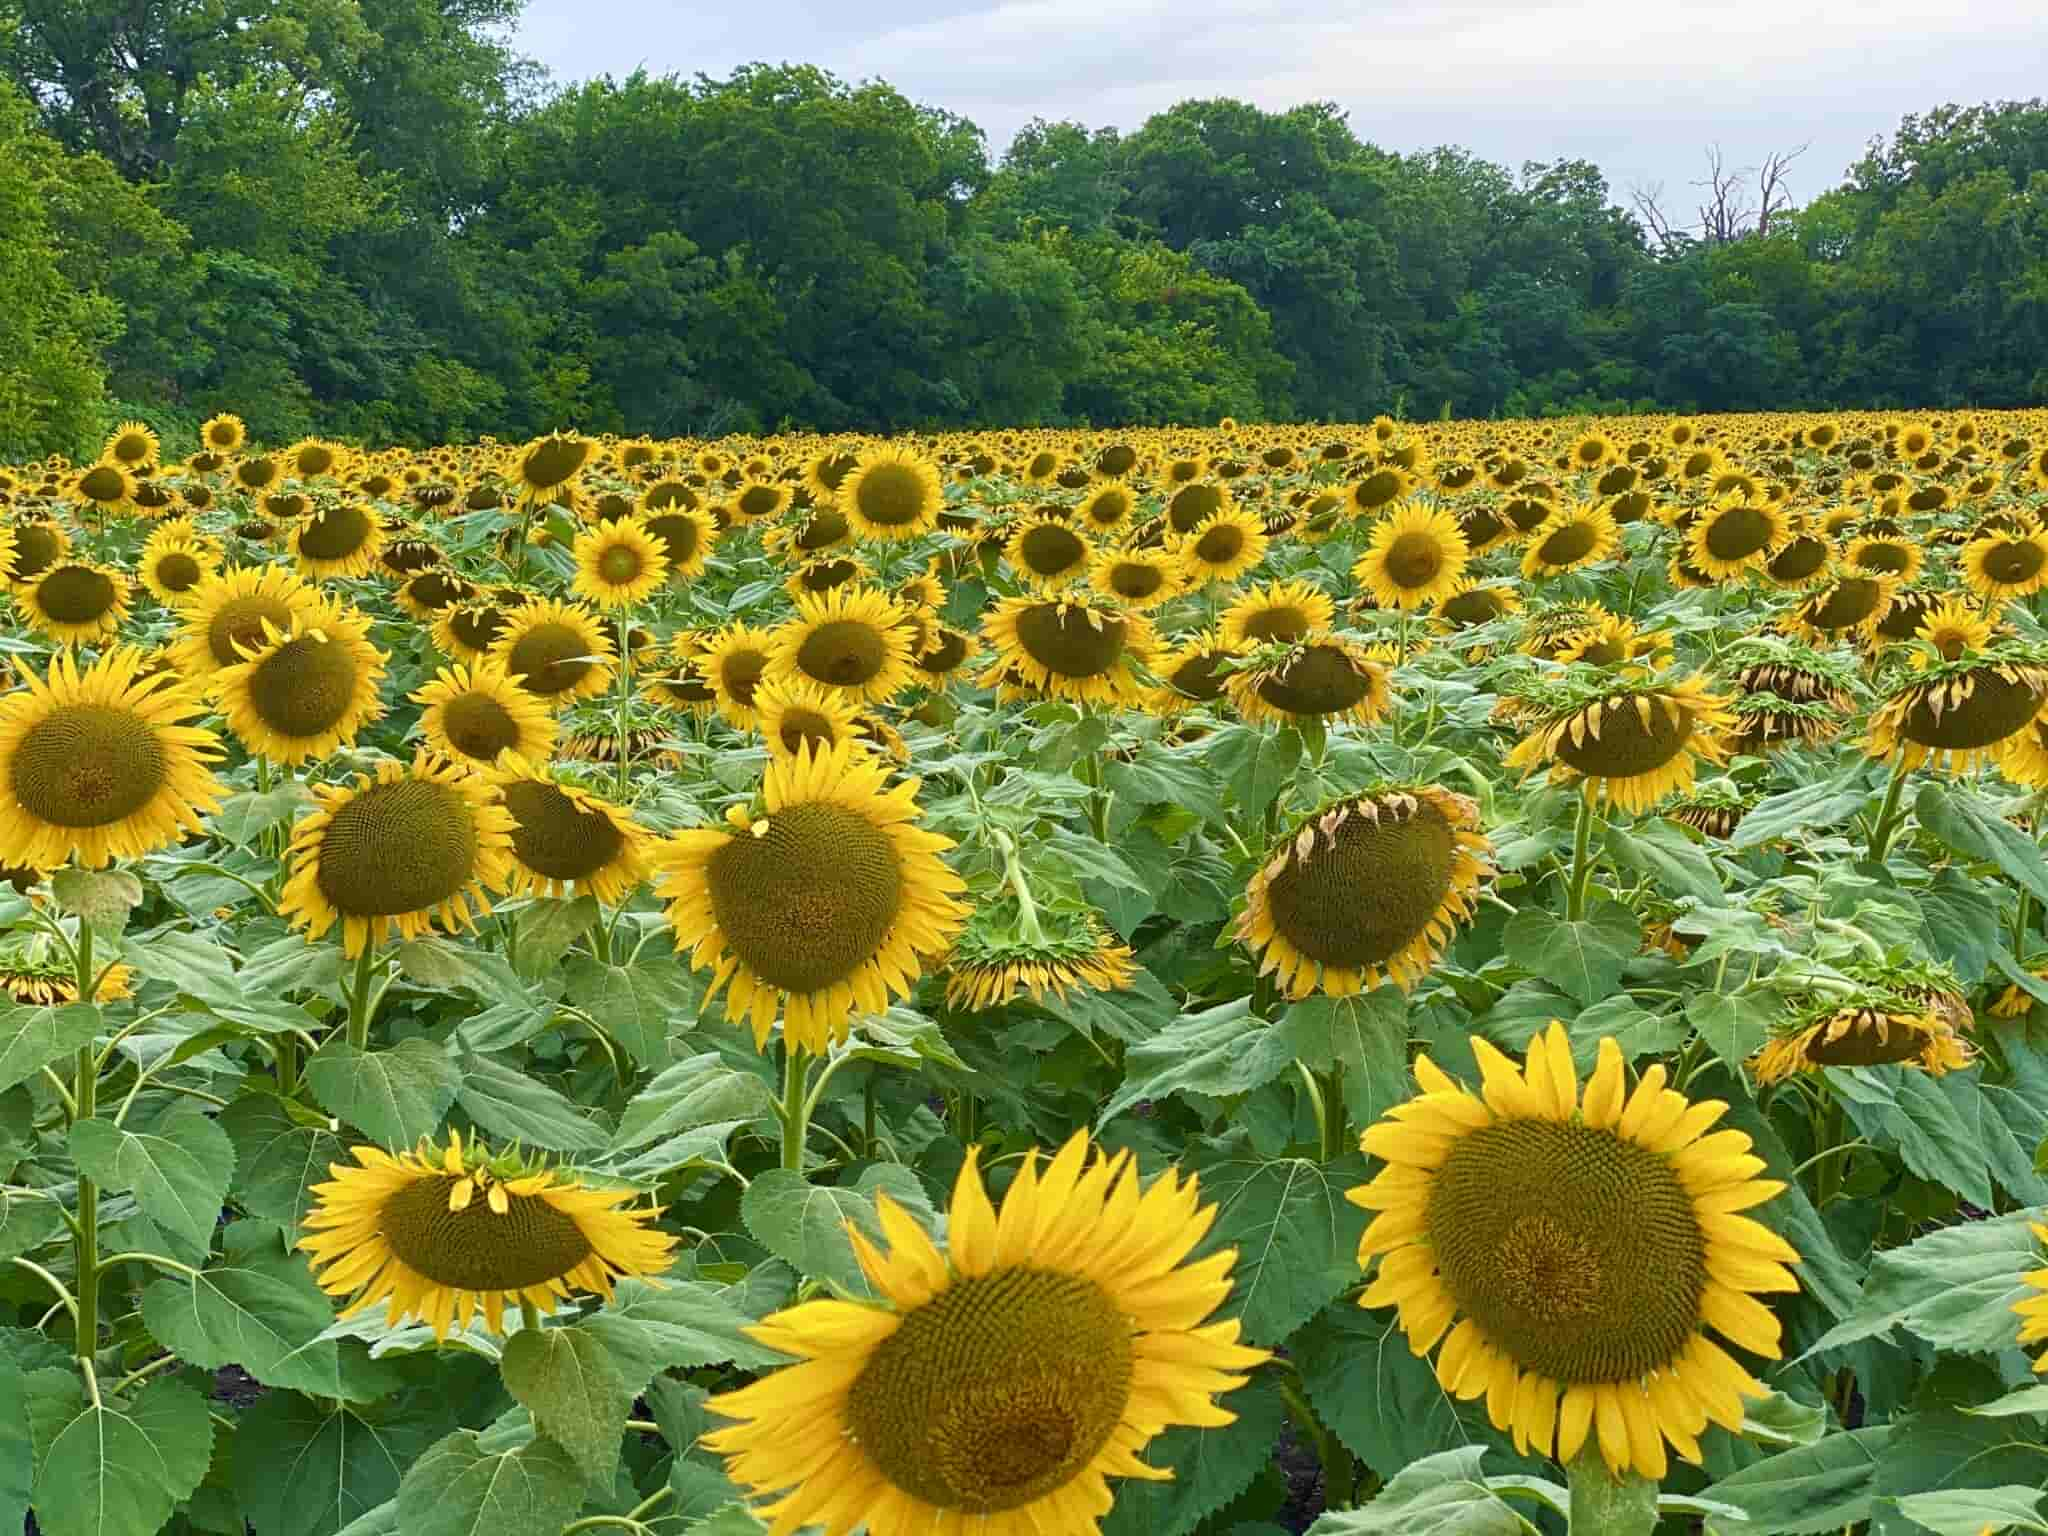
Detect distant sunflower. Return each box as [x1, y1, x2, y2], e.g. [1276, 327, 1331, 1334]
[1866, 651, 2048, 773]
[572, 516, 670, 610]
[943, 905, 1137, 1012]
[1176, 508, 1269, 587]
[396, 568, 478, 621]
[1353, 506, 1469, 610]
[103, 421, 161, 470]
[1521, 503, 1620, 579]
[1221, 578, 1336, 647]
[1781, 575, 1896, 645]
[1963, 529, 2048, 603]
[232, 455, 284, 495]
[641, 506, 717, 583]
[215, 599, 387, 765]
[0, 645, 223, 869]
[1078, 483, 1136, 535]
[1844, 533, 1922, 584]
[138, 526, 219, 604]
[21, 561, 130, 644]
[491, 756, 650, 905]
[1505, 675, 1737, 815]
[1164, 480, 1232, 537]
[841, 446, 944, 541]
[706, 1134, 1268, 1536]
[1550, 616, 1671, 671]
[1006, 516, 1094, 591]
[414, 660, 558, 769]
[981, 596, 1156, 707]
[280, 750, 515, 957]
[912, 624, 980, 684]
[507, 432, 594, 507]
[198, 413, 247, 455]
[1686, 496, 1791, 581]
[5, 519, 70, 586]
[651, 741, 968, 1052]
[1088, 546, 1182, 611]
[770, 587, 916, 705]
[430, 598, 516, 665]
[490, 598, 616, 706]
[755, 677, 866, 762]
[1226, 637, 1392, 728]
[1240, 785, 1491, 998]
[1764, 531, 1835, 587]
[1346, 465, 1414, 517]
[291, 502, 385, 580]
[1353, 1025, 1800, 1480]
[727, 479, 792, 527]
[299, 1130, 675, 1340]
[703, 623, 780, 729]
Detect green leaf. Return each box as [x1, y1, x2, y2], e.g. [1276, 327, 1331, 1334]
[1183, 1150, 1367, 1345]
[1834, 1067, 1994, 1209]
[1733, 768, 1879, 850]
[1808, 1209, 2043, 1357]
[399, 936, 540, 1015]
[1101, 1374, 1286, 1536]
[576, 1279, 787, 1386]
[306, 1037, 458, 1148]
[675, 1508, 767, 1535]
[567, 953, 695, 1068]
[1106, 749, 1223, 823]
[508, 896, 601, 980]
[51, 868, 143, 931]
[0, 1351, 29, 1536]
[1893, 1486, 2048, 1536]
[1302, 1446, 1522, 1536]
[612, 1053, 774, 1152]
[1099, 999, 1293, 1125]
[1279, 991, 1412, 1126]
[394, 1430, 587, 1536]
[233, 1391, 440, 1536]
[1688, 990, 1782, 1069]
[208, 782, 315, 844]
[1501, 903, 1637, 1005]
[1298, 1303, 1503, 1477]
[0, 1002, 101, 1093]
[1874, 1409, 2048, 1535]
[1917, 783, 2048, 904]
[1603, 818, 1723, 904]
[455, 1049, 609, 1152]
[34, 1377, 214, 1536]
[120, 929, 315, 1034]
[0, 1189, 59, 1262]
[1206, 724, 1303, 818]
[219, 1093, 343, 1237]
[740, 1165, 928, 1296]
[1965, 1383, 2048, 1419]
[1700, 1427, 1895, 1535]
[70, 1104, 234, 1259]
[500, 1326, 633, 1486]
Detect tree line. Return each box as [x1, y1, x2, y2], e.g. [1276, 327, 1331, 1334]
[2, 0, 2046, 458]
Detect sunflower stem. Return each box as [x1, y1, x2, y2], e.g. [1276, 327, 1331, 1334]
[613, 614, 635, 798]
[1864, 751, 1913, 865]
[71, 920, 98, 1363]
[779, 1044, 812, 1174]
[1316, 1066, 1347, 1162]
[1565, 1444, 1659, 1536]
[1276, 1373, 1354, 1511]
[345, 941, 381, 1051]
[519, 1297, 543, 1333]
[1565, 792, 1600, 922]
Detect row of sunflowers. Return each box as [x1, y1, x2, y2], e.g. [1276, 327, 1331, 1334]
[0, 408, 2046, 1536]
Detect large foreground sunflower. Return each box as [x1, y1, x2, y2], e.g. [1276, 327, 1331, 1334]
[1239, 785, 1491, 998]
[280, 751, 516, 956]
[214, 598, 387, 765]
[1505, 675, 1737, 815]
[651, 741, 967, 1053]
[706, 1134, 1268, 1536]
[1353, 1025, 1801, 1479]
[0, 646, 224, 869]
[298, 1130, 675, 1339]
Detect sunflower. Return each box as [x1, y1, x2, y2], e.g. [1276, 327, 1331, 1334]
[1435, 581, 1523, 632]
[279, 750, 516, 958]
[571, 515, 670, 610]
[1164, 481, 1232, 537]
[291, 501, 386, 580]
[0, 932, 132, 1005]
[1505, 675, 1738, 815]
[1078, 483, 1136, 535]
[430, 598, 517, 665]
[1780, 575, 1897, 645]
[1352, 1024, 1800, 1480]
[727, 479, 792, 527]
[103, 420, 161, 471]
[1551, 616, 1671, 672]
[769, 587, 916, 706]
[1911, 596, 1998, 663]
[5, 519, 69, 586]
[490, 598, 616, 706]
[1221, 578, 1337, 647]
[1240, 785, 1491, 999]
[413, 660, 559, 769]
[912, 624, 980, 684]
[1751, 1004, 1974, 1085]
[705, 1133, 1268, 1536]
[1006, 516, 1094, 591]
[491, 756, 650, 905]
[1347, 465, 1414, 517]
[170, 566, 322, 690]
[232, 456, 283, 495]
[198, 413, 247, 455]
[1521, 503, 1621, 579]
[507, 432, 594, 507]
[138, 526, 219, 604]
[1686, 496, 1791, 581]
[943, 904, 1137, 1012]
[1764, 531, 1835, 587]
[651, 741, 968, 1053]
[0, 646, 224, 869]
[702, 622, 781, 729]
[20, 561, 131, 644]
[1963, 530, 2048, 602]
[1353, 505, 1470, 611]
[640, 653, 722, 718]
[68, 462, 137, 518]
[2015, 1227, 2048, 1376]
[298, 1130, 675, 1340]
[1843, 533, 1923, 584]
[1175, 508, 1269, 587]
[1865, 651, 2048, 773]
[1225, 636, 1392, 729]
[980, 596, 1156, 707]
[1074, 546, 1169, 612]
[641, 506, 717, 583]
[755, 677, 866, 762]
[215, 599, 387, 765]
[840, 445, 944, 542]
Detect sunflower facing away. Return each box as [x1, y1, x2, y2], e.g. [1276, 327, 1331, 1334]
[491, 755, 650, 905]
[20, 561, 131, 644]
[1751, 1000, 1974, 1085]
[0, 646, 224, 869]
[705, 1134, 1269, 1536]
[280, 750, 516, 957]
[572, 515, 670, 609]
[1865, 649, 2048, 774]
[944, 900, 1138, 1012]
[413, 660, 559, 770]
[1352, 1025, 1801, 1479]
[214, 598, 388, 765]
[299, 1129, 676, 1339]
[490, 597, 616, 706]
[1239, 785, 1491, 999]
[1353, 505, 1470, 610]
[1506, 675, 1737, 815]
[769, 586, 916, 706]
[651, 740, 967, 1053]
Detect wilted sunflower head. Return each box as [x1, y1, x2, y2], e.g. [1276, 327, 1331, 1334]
[1353, 505, 1469, 611]
[1866, 643, 2048, 773]
[299, 1129, 676, 1339]
[1752, 965, 1975, 1085]
[1225, 635, 1392, 728]
[1504, 672, 1737, 815]
[981, 595, 1155, 707]
[216, 598, 387, 766]
[1240, 784, 1491, 998]
[397, 567, 478, 620]
[1667, 781, 1751, 840]
[1781, 574, 1897, 644]
[944, 898, 1138, 1012]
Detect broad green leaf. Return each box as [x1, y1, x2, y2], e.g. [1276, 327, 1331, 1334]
[1834, 1067, 1994, 1209]
[120, 929, 316, 1034]
[0, 1002, 101, 1093]
[1688, 990, 1782, 1069]
[1302, 1446, 1522, 1536]
[500, 1326, 634, 1485]
[51, 868, 143, 930]
[1700, 1427, 1894, 1535]
[1893, 1486, 2048, 1536]
[398, 936, 540, 1014]
[233, 1390, 440, 1536]
[1873, 1409, 2048, 1535]
[1099, 999, 1292, 1125]
[455, 1049, 608, 1152]
[1184, 1149, 1368, 1345]
[70, 1105, 234, 1258]
[612, 1053, 774, 1152]
[240, 935, 347, 1002]
[1206, 724, 1303, 818]
[1917, 783, 2048, 904]
[1500, 903, 1636, 1005]
[1809, 1210, 2045, 1358]
[674, 1507, 767, 1535]
[1733, 768, 1880, 850]
[1279, 991, 1412, 1127]
[1106, 749, 1223, 823]
[1041, 828, 1148, 892]
[22, 1367, 81, 1480]
[1298, 1302, 1504, 1476]
[1967, 1383, 2048, 1419]
[394, 1430, 586, 1536]
[218, 1093, 343, 1237]
[567, 953, 696, 1067]
[208, 782, 315, 844]
[0, 1190, 60, 1261]
[740, 1165, 928, 1296]
[1101, 1375, 1286, 1536]
[576, 1279, 787, 1385]
[34, 1377, 214, 1536]
[507, 896, 601, 980]
[0, 1351, 28, 1535]
[1603, 818, 1723, 904]
[306, 1037, 458, 1148]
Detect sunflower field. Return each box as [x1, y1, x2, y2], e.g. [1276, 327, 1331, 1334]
[2, 410, 2048, 1536]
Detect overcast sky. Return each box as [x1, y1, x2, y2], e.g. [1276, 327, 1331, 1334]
[514, 0, 2048, 218]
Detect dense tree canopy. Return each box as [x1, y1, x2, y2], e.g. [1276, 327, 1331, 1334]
[1, 0, 2046, 455]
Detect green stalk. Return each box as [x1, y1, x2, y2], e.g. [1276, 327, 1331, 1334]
[1864, 751, 1912, 865]
[1317, 1065, 1348, 1162]
[1566, 1445, 1658, 1536]
[344, 941, 380, 1051]
[1565, 792, 1599, 922]
[519, 1296, 543, 1333]
[1277, 1373, 1354, 1511]
[71, 922, 98, 1362]
[779, 1044, 811, 1173]
[613, 614, 636, 798]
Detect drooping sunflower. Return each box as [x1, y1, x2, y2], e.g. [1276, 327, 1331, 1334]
[702, 622, 780, 729]
[298, 1130, 676, 1340]
[506, 431, 594, 508]
[1685, 495, 1791, 581]
[1521, 503, 1621, 579]
[1752, 1000, 1974, 1085]
[943, 901, 1137, 1012]
[1240, 785, 1490, 999]
[840, 445, 945, 541]
[490, 756, 650, 905]
[291, 501, 386, 580]
[413, 660, 559, 770]
[569, 515, 669, 610]
[214, 599, 387, 766]
[280, 750, 516, 957]
[705, 1134, 1269, 1536]
[20, 561, 131, 644]
[1551, 616, 1672, 672]
[1088, 546, 1183, 611]
[768, 587, 916, 706]
[1352, 1025, 1801, 1480]
[170, 565, 323, 689]
[1006, 515, 1094, 591]
[980, 596, 1156, 707]
[198, 413, 247, 455]
[0, 931, 132, 1004]
[1963, 528, 2048, 603]
[1174, 507, 1269, 587]
[138, 525, 219, 604]
[755, 677, 867, 762]
[651, 740, 968, 1052]
[0, 645, 224, 869]
[1865, 647, 2048, 773]
[1353, 505, 1470, 611]
[489, 598, 616, 707]
[1220, 578, 1337, 647]
[1505, 674, 1738, 815]
[1225, 636, 1392, 729]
